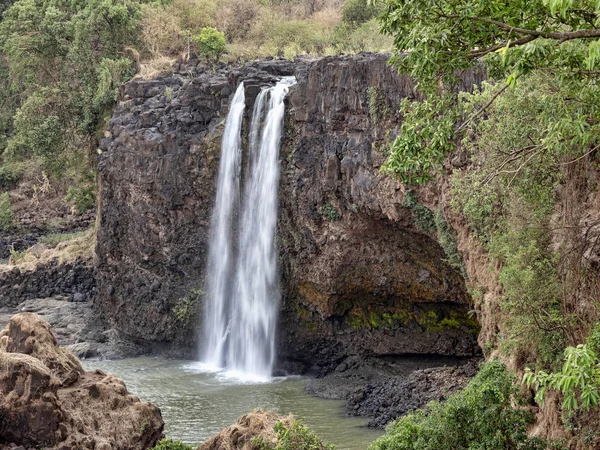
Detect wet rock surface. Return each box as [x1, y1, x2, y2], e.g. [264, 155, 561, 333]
[0, 313, 163, 449]
[306, 356, 480, 428]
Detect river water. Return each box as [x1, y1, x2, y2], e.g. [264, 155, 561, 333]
[83, 357, 383, 449]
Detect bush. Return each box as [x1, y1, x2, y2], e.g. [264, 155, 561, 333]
[65, 184, 96, 214]
[0, 162, 22, 189]
[252, 15, 332, 55]
[253, 420, 335, 450]
[151, 438, 193, 450]
[524, 327, 600, 414]
[341, 0, 379, 28]
[0, 191, 14, 230]
[370, 361, 547, 450]
[215, 0, 261, 42]
[193, 27, 226, 62]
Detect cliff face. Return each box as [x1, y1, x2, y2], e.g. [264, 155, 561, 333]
[96, 54, 481, 366]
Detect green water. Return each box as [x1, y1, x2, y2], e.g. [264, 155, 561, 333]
[83, 357, 382, 449]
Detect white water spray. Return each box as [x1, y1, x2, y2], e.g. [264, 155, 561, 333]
[201, 77, 296, 381]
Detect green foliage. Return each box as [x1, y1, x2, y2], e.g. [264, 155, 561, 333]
[370, 361, 547, 450]
[367, 86, 390, 125]
[402, 191, 465, 272]
[151, 438, 194, 450]
[9, 244, 26, 263]
[589, 323, 600, 355]
[0, 0, 139, 176]
[192, 27, 226, 62]
[433, 208, 464, 275]
[449, 74, 582, 368]
[65, 184, 96, 214]
[260, 19, 332, 55]
[321, 203, 340, 222]
[0, 191, 14, 230]
[382, 95, 457, 185]
[524, 341, 600, 413]
[332, 18, 393, 54]
[0, 162, 22, 189]
[401, 191, 435, 233]
[379, 0, 600, 184]
[253, 420, 335, 450]
[490, 217, 565, 368]
[341, 0, 379, 28]
[173, 288, 204, 328]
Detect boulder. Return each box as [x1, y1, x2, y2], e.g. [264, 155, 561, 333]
[0, 313, 164, 449]
[198, 410, 293, 450]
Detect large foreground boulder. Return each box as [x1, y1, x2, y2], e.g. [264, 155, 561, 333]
[198, 410, 332, 450]
[0, 313, 164, 450]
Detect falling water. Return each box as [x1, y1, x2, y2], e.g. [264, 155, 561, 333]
[201, 82, 245, 370]
[201, 77, 296, 381]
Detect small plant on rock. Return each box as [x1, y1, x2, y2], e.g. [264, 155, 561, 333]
[151, 438, 193, 450]
[321, 203, 340, 222]
[253, 420, 335, 450]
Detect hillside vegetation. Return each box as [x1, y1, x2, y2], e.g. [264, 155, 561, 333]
[374, 0, 600, 447]
[0, 0, 391, 231]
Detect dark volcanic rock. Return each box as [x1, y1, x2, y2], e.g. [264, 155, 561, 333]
[277, 54, 482, 370]
[0, 258, 95, 307]
[347, 360, 479, 427]
[96, 60, 301, 352]
[96, 53, 482, 364]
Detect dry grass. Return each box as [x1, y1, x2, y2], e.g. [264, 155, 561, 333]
[137, 0, 389, 67]
[137, 56, 176, 80]
[4, 228, 95, 271]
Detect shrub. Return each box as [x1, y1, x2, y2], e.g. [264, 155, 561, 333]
[0, 162, 22, 189]
[193, 27, 226, 62]
[140, 3, 184, 57]
[253, 15, 332, 55]
[215, 0, 261, 42]
[173, 288, 204, 329]
[370, 361, 547, 450]
[0, 192, 14, 230]
[401, 191, 435, 233]
[151, 438, 193, 450]
[65, 184, 96, 214]
[341, 0, 379, 28]
[524, 330, 600, 414]
[253, 420, 335, 450]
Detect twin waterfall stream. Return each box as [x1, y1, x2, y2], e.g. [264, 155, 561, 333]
[200, 77, 296, 381]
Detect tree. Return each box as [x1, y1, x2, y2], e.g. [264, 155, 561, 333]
[0, 0, 139, 175]
[193, 27, 226, 63]
[376, 0, 600, 184]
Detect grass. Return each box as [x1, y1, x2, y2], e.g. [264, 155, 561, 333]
[38, 229, 92, 248]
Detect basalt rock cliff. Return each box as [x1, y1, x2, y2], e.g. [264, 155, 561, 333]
[96, 54, 482, 368]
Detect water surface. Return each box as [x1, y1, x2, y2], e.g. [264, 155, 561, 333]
[83, 357, 382, 449]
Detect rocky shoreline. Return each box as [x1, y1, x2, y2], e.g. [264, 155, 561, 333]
[306, 355, 480, 428]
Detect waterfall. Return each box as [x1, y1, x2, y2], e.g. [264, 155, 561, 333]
[201, 82, 245, 370]
[201, 77, 296, 381]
